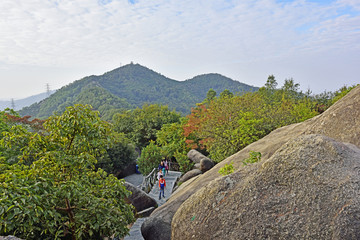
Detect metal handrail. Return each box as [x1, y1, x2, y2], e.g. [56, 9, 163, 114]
[139, 161, 181, 193]
[140, 168, 158, 193]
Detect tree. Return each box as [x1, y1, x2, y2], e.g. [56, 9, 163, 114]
[0, 109, 45, 165]
[0, 104, 134, 239]
[156, 119, 193, 172]
[331, 85, 358, 104]
[137, 141, 162, 175]
[203, 88, 217, 104]
[113, 104, 181, 150]
[96, 133, 137, 177]
[264, 75, 277, 90]
[193, 95, 265, 162]
[281, 78, 301, 100]
[182, 78, 321, 163]
[219, 89, 234, 99]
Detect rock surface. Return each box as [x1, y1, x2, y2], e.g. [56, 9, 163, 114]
[187, 149, 210, 164]
[124, 182, 157, 212]
[199, 158, 214, 172]
[178, 169, 202, 183]
[172, 135, 360, 239]
[141, 216, 172, 240]
[192, 163, 200, 170]
[142, 85, 360, 240]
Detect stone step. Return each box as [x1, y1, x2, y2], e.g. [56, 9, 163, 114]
[123, 218, 147, 240]
[123, 170, 182, 240]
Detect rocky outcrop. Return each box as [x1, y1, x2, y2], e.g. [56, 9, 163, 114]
[178, 169, 202, 183]
[187, 149, 214, 173]
[192, 163, 200, 170]
[187, 149, 204, 164]
[200, 158, 214, 172]
[141, 215, 172, 240]
[142, 85, 360, 240]
[172, 135, 360, 239]
[303, 86, 360, 146]
[124, 182, 157, 213]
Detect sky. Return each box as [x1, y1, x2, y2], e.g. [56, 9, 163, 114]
[0, 0, 359, 100]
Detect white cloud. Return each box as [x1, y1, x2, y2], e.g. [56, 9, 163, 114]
[0, 0, 359, 99]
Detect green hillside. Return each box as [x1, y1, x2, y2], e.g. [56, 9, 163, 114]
[20, 63, 258, 119]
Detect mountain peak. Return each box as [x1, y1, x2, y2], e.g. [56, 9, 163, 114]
[19, 64, 258, 119]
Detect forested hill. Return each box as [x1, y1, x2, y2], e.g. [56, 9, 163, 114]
[19, 63, 258, 119]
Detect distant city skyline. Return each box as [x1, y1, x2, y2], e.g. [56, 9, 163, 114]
[1, 0, 359, 100]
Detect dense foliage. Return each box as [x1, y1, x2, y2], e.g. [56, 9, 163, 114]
[0, 105, 134, 239]
[20, 63, 258, 118]
[137, 141, 163, 175]
[156, 119, 193, 172]
[74, 86, 133, 121]
[96, 133, 138, 177]
[113, 104, 181, 150]
[156, 77, 357, 166]
[181, 77, 320, 162]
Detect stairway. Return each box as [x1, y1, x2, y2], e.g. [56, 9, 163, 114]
[123, 170, 182, 240]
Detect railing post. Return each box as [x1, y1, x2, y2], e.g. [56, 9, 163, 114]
[140, 167, 158, 193]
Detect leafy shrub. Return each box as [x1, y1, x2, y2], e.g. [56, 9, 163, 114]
[218, 162, 234, 176]
[137, 141, 162, 175]
[0, 104, 135, 239]
[174, 151, 193, 173]
[243, 151, 262, 165]
[96, 133, 137, 176]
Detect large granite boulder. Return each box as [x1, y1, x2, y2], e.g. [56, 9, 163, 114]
[187, 149, 214, 173]
[200, 158, 214, 172]
[141, 176, 200, 240]
[124, 182, 157, 212]
[187, 149, 210, 164]
[141, 215, 172, 240]
[172, 135, 360, 239]
[192, 163, 201, 170]
[141, 85, 360, 240]
[178, 169, 202, 183]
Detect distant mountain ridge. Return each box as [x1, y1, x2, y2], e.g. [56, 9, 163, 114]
[19, 63, 258, 119]
[0, 91, 55, 111]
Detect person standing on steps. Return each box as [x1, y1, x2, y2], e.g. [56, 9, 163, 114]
[162, 163, 166, 177]
[158, 175, 166, 200]
[164, 159, 169, 175]
[159, 160, 166, 177]
[158, 160, 163, 171]
[157, 169, 162, 180]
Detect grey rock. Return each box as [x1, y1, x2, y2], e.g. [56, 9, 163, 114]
[200, 158, 214, 173]
[141, 217, 171, 240]
[125, 182, 157, 212]
[187, 149, 214, 173]
[178, 169, 202, 183]
[192, 163, 200, 170]
[187, 149, 211, 164]
[172, 135, 360, 239]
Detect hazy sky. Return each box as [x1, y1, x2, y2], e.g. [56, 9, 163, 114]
[0, 0, 359, 100]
